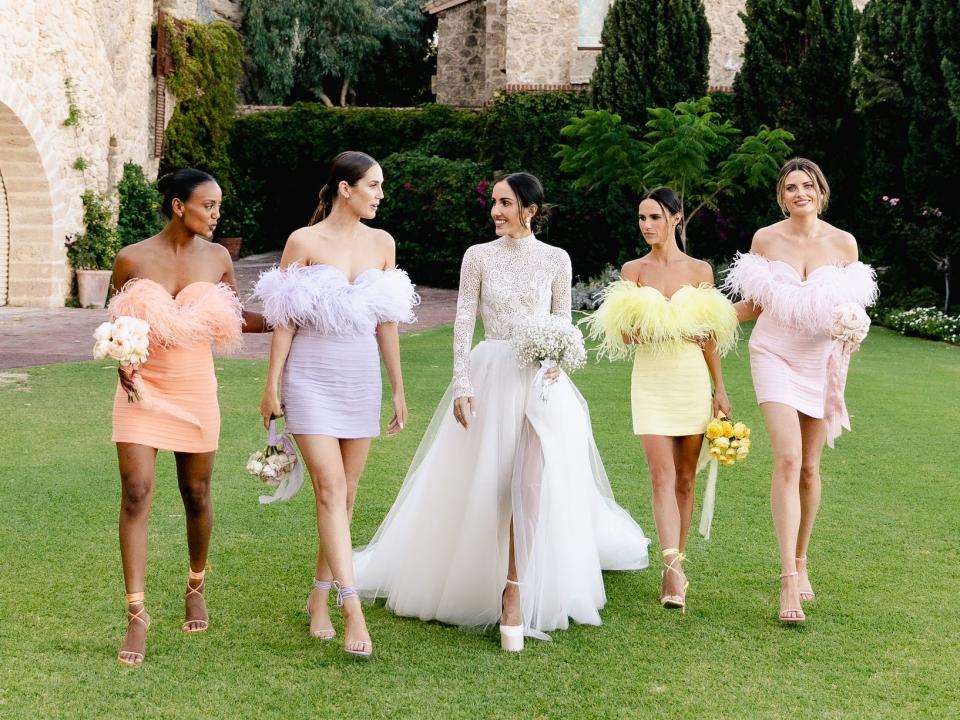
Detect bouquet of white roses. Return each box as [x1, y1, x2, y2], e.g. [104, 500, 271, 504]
[828, 303, 871, 349]
[251, 419, 305, 505]
[511, 314, 587, 401]
[93, 316, 150, 401]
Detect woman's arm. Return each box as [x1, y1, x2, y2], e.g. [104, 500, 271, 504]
[375, 238, 407, 435]
[703, 338, 731, 418]
[258, 233, 310, 427]
[734, 300, 762, 323]
[452, 247, 481, 428]
[218, 246, 270, 333]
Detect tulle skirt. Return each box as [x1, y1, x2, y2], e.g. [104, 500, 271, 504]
[353, 340, 650, 638]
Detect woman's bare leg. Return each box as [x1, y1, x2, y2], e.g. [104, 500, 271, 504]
[673, 434, 704, 552]
[307, 438, 370, 637]
[796, 414, 827, 599]
[175, 450, 216, 630]
[760, 402, 804, 620]
[296, 434, 372, 654]
[642, 435, 686, 599]
[117, 442, 158, 662]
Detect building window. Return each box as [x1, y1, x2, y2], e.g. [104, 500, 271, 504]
[578, 0, 610, 48]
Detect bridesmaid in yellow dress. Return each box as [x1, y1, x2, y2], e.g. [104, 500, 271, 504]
[586, 187, 738, 612]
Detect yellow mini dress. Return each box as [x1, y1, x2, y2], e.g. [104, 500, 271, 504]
[584, 282, 738, 437]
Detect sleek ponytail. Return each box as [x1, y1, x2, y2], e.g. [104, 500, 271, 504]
[309, 151, 378, 225]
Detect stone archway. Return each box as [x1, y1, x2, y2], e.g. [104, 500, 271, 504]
[0, 93, 65, 308]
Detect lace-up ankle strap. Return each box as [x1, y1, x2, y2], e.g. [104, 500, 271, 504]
[313, 578, 333, 591]
[126, 591, 145, 605]
[188, 568, 206, 582]
[333, 581, 359, 606]
[505, 577, 521, 587]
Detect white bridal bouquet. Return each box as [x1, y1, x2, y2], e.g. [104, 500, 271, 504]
[92, 316, 150, 401]
[250, 419, 305, 505]
[511, 314, 587, 401]
[828, 303, 871, 349]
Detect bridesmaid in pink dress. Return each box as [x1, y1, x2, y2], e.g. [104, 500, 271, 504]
[724, 158, 878, 624]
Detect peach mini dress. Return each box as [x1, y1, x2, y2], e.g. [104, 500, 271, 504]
[109, 279, 243, 453]
[723, 253, 878, 447]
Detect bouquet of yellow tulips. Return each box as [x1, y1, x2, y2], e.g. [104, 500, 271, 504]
[705, 415, 752, 466]
[698, 414, 752, 540]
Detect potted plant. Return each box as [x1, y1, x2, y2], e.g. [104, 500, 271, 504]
[65, 191, 120, 308]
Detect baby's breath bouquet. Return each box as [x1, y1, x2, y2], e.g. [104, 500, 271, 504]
[699, 414, 752, 540]
[511, 314, 587, 401]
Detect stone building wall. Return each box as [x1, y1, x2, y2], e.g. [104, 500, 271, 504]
[433, 0, 871, 105]
[0, 0, 211, 307]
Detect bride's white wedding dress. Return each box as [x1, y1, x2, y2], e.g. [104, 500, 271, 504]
[354, 233, 650, 638]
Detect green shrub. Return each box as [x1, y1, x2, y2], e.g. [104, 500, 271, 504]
[376, 151, 491, 287]
[117, 162, 163, 246]
[65, 191, 120, 270]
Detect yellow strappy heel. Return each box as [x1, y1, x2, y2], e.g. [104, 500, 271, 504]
[182, 568, 209, 633]
[117, 591, 150, 666]
[660, 548, 689, 614]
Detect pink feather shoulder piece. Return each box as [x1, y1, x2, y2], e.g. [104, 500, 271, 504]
[723, 252, 878, 332]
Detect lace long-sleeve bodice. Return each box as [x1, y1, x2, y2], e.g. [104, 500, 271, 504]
[453, 235, 572, 397]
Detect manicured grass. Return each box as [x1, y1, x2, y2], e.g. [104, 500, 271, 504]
[0, 325, 958, 719]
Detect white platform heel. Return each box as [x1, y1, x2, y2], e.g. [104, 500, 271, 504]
[499, 578, 524, 652]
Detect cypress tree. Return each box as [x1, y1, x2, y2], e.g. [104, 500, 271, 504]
[732, 0, 857, 222]
[591, 0, 710, 127]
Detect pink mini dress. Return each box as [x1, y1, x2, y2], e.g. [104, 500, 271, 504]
[723, 253, 878, 447]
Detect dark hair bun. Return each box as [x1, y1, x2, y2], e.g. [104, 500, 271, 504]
[158, 168, 216, 218]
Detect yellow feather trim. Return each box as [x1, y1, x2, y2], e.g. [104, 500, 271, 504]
[582, 282, 739, 360]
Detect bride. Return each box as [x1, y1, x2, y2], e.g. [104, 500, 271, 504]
[354, 172, 649, 650]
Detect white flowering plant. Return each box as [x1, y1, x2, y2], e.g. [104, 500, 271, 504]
[92, 315, 150, 401]
[885, 306, 960, 344]
[828, 303, 871, 349]
[511, 314, 587, 401]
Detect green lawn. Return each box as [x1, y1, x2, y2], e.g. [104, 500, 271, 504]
[1, 325, 958, 719]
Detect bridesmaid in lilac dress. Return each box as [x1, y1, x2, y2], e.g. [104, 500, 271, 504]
[725, 158, 878, 624]
[253, 151, 418, 657]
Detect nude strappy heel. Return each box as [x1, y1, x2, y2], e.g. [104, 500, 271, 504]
[182, 568, 209, 633]
[796, 557, 815, 601]
[778, 571, 806, 624]
[117, 591, 151, 666]
[305, 578, 336, 640]
[660, 548, 689, 614]
[334, 582, 372, 658]
[499, 578, 524, 652]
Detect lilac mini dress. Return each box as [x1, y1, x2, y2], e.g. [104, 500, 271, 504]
[253, 264, 418, 438]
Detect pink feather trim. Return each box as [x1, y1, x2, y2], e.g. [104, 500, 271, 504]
[723, 253, 878, 333]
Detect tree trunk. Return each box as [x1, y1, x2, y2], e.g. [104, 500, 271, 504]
[317, 92, 334, 108]
[339, 78, 351, 107]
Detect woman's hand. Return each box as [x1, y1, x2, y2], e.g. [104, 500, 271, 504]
[453, 395, 476, 429]
[387, 392, 408, 436]
[260, 385, 283, 429]
[118, 366, 141, 401]
[543, 365, 561, 384]
[712, 386, 732, 419]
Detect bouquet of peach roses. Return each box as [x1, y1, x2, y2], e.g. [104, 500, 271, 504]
[698, 414, 752, 540]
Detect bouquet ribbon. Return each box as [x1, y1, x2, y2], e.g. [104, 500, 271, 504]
[823, 340, 854, 449]
[697, 442, 719, 540]
[531, 359, 558, 402]
[133, 375, 202, 429]
[258, 418, 305, 505]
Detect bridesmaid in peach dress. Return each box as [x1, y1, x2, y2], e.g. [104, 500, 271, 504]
[108, 169, 267, 665]
[724, 158, 878, 624]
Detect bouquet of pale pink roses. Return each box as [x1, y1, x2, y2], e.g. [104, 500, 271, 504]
[828, 303, 871, 349]
[93, 316, 150, 401]
[251, 419, 305, 505]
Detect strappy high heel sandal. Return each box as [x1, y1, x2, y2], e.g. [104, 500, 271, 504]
[499, 578, 524, 652]
[778, 571, 806, 624]
[304, 578, 336, 640]
[182, 568, 209, 633]
[660, 548, 689, 614]
[334, 582, 372, 659]
[117, 591, 151, 666]
[796, 557, 815, 601]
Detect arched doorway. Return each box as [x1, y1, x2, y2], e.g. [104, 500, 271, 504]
[0, 97, 64, 307]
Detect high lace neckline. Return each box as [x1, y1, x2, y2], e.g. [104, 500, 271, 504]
[498, 232, 536, 247]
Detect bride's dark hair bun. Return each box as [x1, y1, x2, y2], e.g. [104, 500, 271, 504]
[157, 168, 216, 218]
